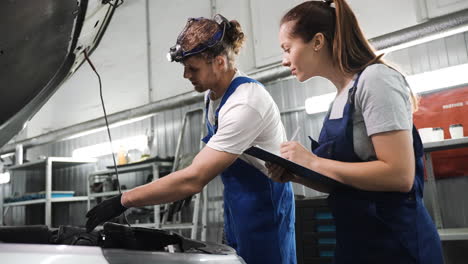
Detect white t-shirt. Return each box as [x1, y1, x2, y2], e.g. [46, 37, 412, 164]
[329, 64, 413, 161]
[206, 71, 287, 175]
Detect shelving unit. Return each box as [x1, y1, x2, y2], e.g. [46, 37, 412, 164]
[86, 109, 208, 241]
[1, 157, 96, 226]
[423, 137, 468, 240]
[158, 108, 208, 241]
[87, 159, 173, 230]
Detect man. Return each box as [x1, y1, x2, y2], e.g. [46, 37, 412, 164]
[86, 14, 296, 264]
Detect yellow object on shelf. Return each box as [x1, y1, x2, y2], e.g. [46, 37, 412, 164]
[117, 145, 128, 165]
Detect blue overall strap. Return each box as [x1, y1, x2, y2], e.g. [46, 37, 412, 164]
[318, 72, 363, 126]
[347, 72, 363, 105]
[214, 77, 263, 133]
[314, 71, 364, 157]
[202, 96, 216, 143]
[202, 76, 263, 143]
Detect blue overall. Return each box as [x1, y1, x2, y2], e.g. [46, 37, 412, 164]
[202, 77, 296, 264]
[310, 70, 443, 263]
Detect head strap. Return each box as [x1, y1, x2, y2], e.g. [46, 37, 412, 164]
[167, 14, 231, 62]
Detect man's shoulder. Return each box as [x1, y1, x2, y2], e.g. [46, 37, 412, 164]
[219, 82, 274, 120]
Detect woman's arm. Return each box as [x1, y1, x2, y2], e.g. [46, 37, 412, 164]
[281, 129, 415, 193]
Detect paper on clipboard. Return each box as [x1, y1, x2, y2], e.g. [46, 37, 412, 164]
[244, 146, 342, 188]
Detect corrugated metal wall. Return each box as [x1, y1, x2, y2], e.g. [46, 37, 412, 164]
[385, 32, 468, 75]
[3, 31, 468, 243]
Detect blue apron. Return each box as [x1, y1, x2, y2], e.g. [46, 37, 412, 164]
[202, 77, 296, 264]
[309, 70, 443, 263]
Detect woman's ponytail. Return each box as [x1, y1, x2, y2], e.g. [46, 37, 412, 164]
[331, 0, 382, 74]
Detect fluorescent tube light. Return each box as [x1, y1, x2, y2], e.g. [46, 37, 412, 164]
[0, 172, 10, 184]
[72, 135, 148, 158]
[406, 63, 468, 94]
[0, 153, 14, 159]
[65, 114, 154, 140]
[305, 63, 468, 115]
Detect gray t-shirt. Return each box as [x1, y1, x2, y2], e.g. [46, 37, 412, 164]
[328, 64, 413, 161]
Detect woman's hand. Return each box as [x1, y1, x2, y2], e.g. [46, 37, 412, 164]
[280, 141, 318, 169]
[265, 162, 297, 183]
[266, 141, 333, 193]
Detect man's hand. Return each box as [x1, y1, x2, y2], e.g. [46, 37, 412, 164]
[85, 194, 127, 232]
[265, 162, 297, 183]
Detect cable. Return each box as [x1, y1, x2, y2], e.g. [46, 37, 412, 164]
[83, 49, 130, 227]
[83, 50, 120, 192]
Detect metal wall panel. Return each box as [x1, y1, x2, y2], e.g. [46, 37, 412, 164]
[446, 33, 468, 66]
[385, 31, 468, 75]
[426, 39, 450, 72]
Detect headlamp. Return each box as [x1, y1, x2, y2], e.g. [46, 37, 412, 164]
[167, 14, 230, 62]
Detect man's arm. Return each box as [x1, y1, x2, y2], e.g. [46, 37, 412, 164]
[121, 146, 238, 207]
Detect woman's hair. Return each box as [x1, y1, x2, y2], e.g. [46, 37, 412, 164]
[281, 0, 383, 74]
[179, 17, 245, 67]
[281, 0, 418, 110]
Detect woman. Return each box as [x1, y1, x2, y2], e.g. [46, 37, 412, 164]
[267, 1, 443, 263]
[86, 14, 296, 264]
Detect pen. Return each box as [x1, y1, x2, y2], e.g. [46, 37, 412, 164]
[289, 126, 301, 141]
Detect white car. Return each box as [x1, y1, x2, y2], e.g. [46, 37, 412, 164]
[0, 223, 245, 264]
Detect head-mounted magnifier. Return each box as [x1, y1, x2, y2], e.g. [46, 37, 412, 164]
[167, 14, 230, 62]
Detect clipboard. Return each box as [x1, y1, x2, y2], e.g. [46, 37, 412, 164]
[244, 146, 342, 188]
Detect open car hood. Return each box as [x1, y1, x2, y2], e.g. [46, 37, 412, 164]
[0, 223, 246, 264]
[0, 0, 117, 148]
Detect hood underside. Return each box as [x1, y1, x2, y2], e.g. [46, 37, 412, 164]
[0, 0, 116, 148]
